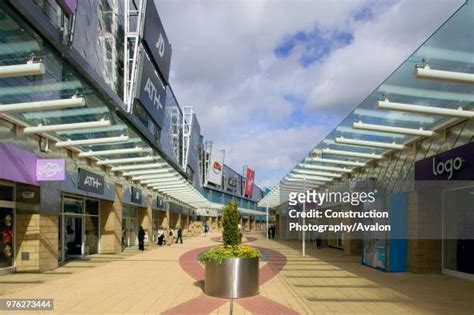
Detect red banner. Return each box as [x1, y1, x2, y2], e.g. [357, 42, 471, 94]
[244, 168, 255, 197]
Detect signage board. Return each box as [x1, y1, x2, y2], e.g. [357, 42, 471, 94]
[223, 165, 242, 196]
[244, 168, 255, 197]
[135, 50, 167, 128]
[78, 168, 104, 195]
[415, 142, 474, 180]
[157, 196, 164, 209]
[207, 147, 224, 186]
[36, 159, 66, 181]
[142, 0, 172, 83]
[131, 187, 142, 204]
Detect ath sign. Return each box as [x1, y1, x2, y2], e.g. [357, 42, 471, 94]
[78, 168, 104, 194]
[415, 142, 473, 180]
[142, 0, 172, 84]
[135, 51, 167, 129]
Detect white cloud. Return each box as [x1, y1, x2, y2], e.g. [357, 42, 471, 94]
[155, 0, 464, 188]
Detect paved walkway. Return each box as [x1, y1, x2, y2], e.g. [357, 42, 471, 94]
[0, 233, 473, 314]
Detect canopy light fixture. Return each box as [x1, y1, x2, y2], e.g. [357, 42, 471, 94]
[0, 97, 85, 113]
[24, 119, 111, 134]
[415, 64, 474, 85]
[378, 99, 474, 118]
[133, 173, 178, 180]
[122, 169, 170, 176]
[288, 173, 332, 182]
[140, 178, 184, 184]
[309, 157, 365, 167]
[97, 156, 156, 165]
[294, 169, 342, 178]
[299, 163, 353, 173]
[111, 163, 167, 172]
[322, 148, 383, 159]
[335, 136, 404, 150]
[0, 62, 45, 78]
[353, 121, 433, 137]
[55, 134, 129, 147]
[78, 146, 151, 157]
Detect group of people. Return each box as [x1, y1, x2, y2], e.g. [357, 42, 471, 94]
[156, 226, 183, 246]
[268, 223, 277, 239]
[136, 226, 184, 250]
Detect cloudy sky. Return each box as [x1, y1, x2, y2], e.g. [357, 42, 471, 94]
[156, 0, 464, 189]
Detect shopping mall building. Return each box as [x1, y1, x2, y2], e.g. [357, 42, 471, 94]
[0, 0, 264, 274]
[260, 0, 473, 280]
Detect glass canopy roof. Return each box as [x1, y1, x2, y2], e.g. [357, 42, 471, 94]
[260, 0, 474, 207]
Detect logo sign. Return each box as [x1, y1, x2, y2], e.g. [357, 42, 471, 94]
[142, 0, 172, 84]
[224, 167, 242, 196]
[135, 51, 167, 129]
[207, 148, 224, 186]
[131, 187, 142, 204]
[415, 142, 474, 180]
[244, 168, 255, 197]
[78, 168, 104, 194]
[36, 159, 66, 181]
[56, 0, 77, 16]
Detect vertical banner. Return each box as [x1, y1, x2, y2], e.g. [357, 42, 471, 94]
[244, 168, 255, 197]
[207, 148, 224, 186]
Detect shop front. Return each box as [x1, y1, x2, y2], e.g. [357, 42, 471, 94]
[122, 185, 150, 248]
[0, 183, 15, 272]
[60, 196, 100, 260]
[414, 141, 474, 280]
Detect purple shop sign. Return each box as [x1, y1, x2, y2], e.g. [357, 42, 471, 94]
[0, 143, 38, 185]
[415, 141, 474, 181]
[56, 0, 77, 16]
[36, 159, 66, 181]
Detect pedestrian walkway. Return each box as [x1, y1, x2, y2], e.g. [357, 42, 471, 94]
[0, 233, 473, 314]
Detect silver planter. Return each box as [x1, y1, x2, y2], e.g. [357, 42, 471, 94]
[204, 257, 259, 298]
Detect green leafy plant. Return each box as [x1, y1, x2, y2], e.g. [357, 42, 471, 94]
[199, 245, 261, 264]
[222, 201, 240, 246]
[199, 201, 261, 264]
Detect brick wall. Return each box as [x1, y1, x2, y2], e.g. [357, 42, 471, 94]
[99, 184, 122, 254]
[15, 213, 58, 272]
[407, 192, 442, 273]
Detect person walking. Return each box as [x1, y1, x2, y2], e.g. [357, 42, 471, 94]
[157, 226, 165, 246]
[138, 226, 145, 251]
[271, 224, 276, 240]
[204, 223, 209, 236]
[168, 228, 174, 246]
[175, 227, 183, 244]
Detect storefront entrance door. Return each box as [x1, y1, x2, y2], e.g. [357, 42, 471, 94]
[443, 186, 474, 280]
[64, 216, 83, 258]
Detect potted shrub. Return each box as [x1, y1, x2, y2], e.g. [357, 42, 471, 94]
[199, 201, 261, 298]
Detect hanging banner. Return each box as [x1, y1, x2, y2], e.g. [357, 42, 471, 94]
[244, 168, 255, 197]
[223, 165, 242, 196]
[142, 0, 172, 84]
[131, 187, 142, 204]
[207, 148, 224, 186]
[135, 50, 167, 129]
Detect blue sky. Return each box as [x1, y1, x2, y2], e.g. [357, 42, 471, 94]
[156, 0, 464, 189]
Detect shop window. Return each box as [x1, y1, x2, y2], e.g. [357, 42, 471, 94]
[0, 186, 13, 201]
[0, 209, 14, 268]
[85, 200, 99, 216]
[63, 197, 84, 214]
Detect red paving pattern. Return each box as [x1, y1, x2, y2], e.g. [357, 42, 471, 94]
[163, 241, 297, 315]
